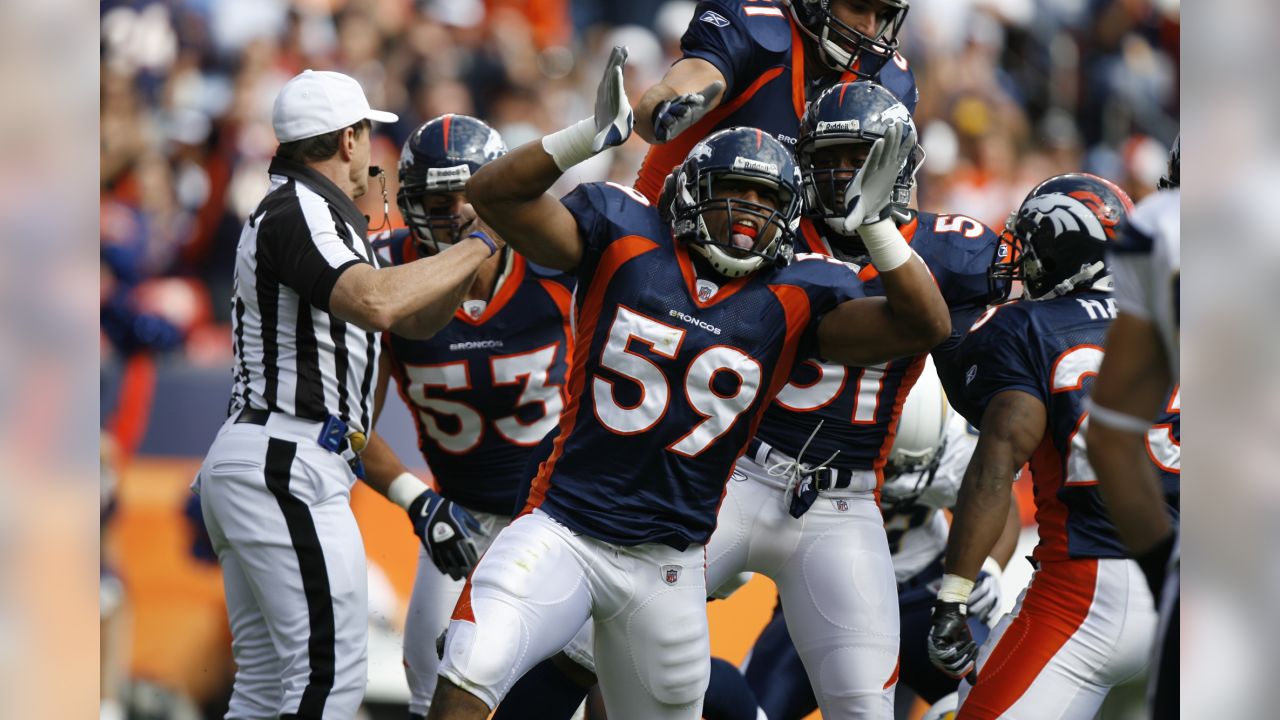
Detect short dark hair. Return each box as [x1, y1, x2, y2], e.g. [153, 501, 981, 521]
[276, 119, 370, 164]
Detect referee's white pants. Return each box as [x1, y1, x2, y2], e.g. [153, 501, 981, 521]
[196, 415, 368, 719]
[708, 455, 900, 719]
[438, 510, 711, 719]
[403, 511, 508, 717]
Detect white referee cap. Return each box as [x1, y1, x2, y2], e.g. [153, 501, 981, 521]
[272, 69, 399, 143]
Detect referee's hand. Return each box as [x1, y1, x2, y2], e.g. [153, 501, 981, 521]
[460, 203, 506, 252]
[408, 489, 483, 581]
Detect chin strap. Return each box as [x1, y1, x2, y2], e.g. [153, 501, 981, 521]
[1031, 263, 1111, 301]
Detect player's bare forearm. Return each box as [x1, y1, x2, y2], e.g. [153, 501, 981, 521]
[1088, 422, 1172, 554]
[991, 489, 1022, 568]
[946, 391, 1044, 580]
[1087, 311, 1175, 554]
[360, 432, 411, 497]
[1091, 313, 1172, 419]
[634, 58, 726, 143]
[466, 142, 583, 271]
[817, 256, 949, 365]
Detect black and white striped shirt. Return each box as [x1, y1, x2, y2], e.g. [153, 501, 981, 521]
[229, 157, 380, 433]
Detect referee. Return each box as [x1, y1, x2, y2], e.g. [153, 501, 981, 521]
[195, 69, 501, 720]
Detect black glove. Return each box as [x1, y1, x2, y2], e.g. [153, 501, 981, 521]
[1135, 531, 1176, 605]
[651, 81, 724, 143]
[928, 600, 980, 680]
[407, 489, 483, 581]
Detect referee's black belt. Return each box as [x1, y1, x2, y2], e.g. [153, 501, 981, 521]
[745, 436, 858, 491]
[235, 407, 366, 456]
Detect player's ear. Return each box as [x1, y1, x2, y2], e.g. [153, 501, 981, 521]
[339, 126, 357, 162]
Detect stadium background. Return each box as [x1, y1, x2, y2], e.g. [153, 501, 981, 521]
[99, 0, 1179, 717]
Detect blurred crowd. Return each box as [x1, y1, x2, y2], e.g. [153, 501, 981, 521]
[100, 0, 1179, 365]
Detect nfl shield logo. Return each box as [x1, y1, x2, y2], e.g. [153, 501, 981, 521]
[696, 278, 719, 302]
[662, 564, 681, 585]
[832, 498, 849, 512]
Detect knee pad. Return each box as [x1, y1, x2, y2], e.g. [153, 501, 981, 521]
[439, 606, 527, 709]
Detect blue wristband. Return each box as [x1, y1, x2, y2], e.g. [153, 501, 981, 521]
[467, 230, 498, 257]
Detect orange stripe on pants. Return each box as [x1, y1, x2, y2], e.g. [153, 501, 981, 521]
[958, 559, 1099, 719]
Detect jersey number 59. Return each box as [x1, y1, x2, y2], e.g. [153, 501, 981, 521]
[594, 306, 763, 457]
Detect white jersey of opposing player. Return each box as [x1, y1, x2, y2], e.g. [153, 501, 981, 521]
[881, 411, 978, 583]
[1110, 189, 1180, 381]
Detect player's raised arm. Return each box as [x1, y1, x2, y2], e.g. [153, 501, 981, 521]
[815, 122, 950, 365]
[634, 58, 726, 144]
[467, 46, 635, 272]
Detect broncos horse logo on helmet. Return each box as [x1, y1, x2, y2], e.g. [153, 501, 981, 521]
[789, 0, 910, 78]
[398, 114, 507, 253]
[796, 81, 922, 244]
[669, 127, 804, 278]
[990, 173, 1134, 301]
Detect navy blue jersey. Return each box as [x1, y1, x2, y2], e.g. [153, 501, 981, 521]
[378, 230, 574, 515]
[753, 211, 997, 476]
[955, 291, 1180, 561]
[634, 0, 918, 201]
[527, 182, 864, 549]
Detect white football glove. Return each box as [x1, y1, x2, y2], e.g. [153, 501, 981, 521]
[591, 45, 634, 152]
[652, 81, 724, 143]
[966, 558, 1004, 624]
[841, 120, 918, 232]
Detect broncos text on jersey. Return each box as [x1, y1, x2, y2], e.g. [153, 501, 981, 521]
[634, 0, 918, 201]
[377, 229, 574, 515]
[751, 210, 997, 481]
[525, 182, 865, 550]
[956, 290, 1180, 561]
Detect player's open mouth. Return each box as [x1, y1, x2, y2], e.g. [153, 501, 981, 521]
[730, 223, 759, 251]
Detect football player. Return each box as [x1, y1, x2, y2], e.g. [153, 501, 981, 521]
[714, 361, 1022, 720]
[426, 47, 949, 720]
[927, 174, 1180, 719]
[356, 114, 575, 720]
[1086, 136, 1180, 719]
[498, 78, 1009, 720]
[632, 0, 917, 201]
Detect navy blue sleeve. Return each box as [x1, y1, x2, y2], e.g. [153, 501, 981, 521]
[680, 0, 789, 99]
[954, 304, 1045, 427]
[559, 182, 612, 282]
[785, 255, 866, 361]
[875, 53, 919, 116]
[931, 301, 985, 402]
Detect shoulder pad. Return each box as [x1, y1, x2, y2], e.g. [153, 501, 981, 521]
[699, 0, 791, 55]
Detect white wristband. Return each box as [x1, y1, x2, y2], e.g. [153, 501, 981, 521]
[856, 217, 913, 272]
[981, 556, 1004, 579]
[387, 471, 430, 511]
[938, 573, 975, 604]
[541, 117, 597, 172]
[1085, 399, 1153, 434]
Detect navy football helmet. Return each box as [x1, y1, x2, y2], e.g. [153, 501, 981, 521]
[990, 173, 1134, 301]
[670, 127, 803, 278]
[790, 0, 909, 78]
[1157, 134, 1179, 190]
[397, 114, 507, 252]
[797, 81, 922, 241]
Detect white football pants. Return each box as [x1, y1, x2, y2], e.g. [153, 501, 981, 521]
[403, 510, 508, 716]
[196, 414, 368, 719]
[709, 455, 900, 719]
[438, 510, 711, 719]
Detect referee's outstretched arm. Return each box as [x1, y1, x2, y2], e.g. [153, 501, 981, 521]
[330, 226, 497, 339]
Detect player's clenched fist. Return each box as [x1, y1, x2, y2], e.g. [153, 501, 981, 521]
[408, 489, 483, 580]
[651, 81, 724, 144]
[927, 600, 980, 680]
